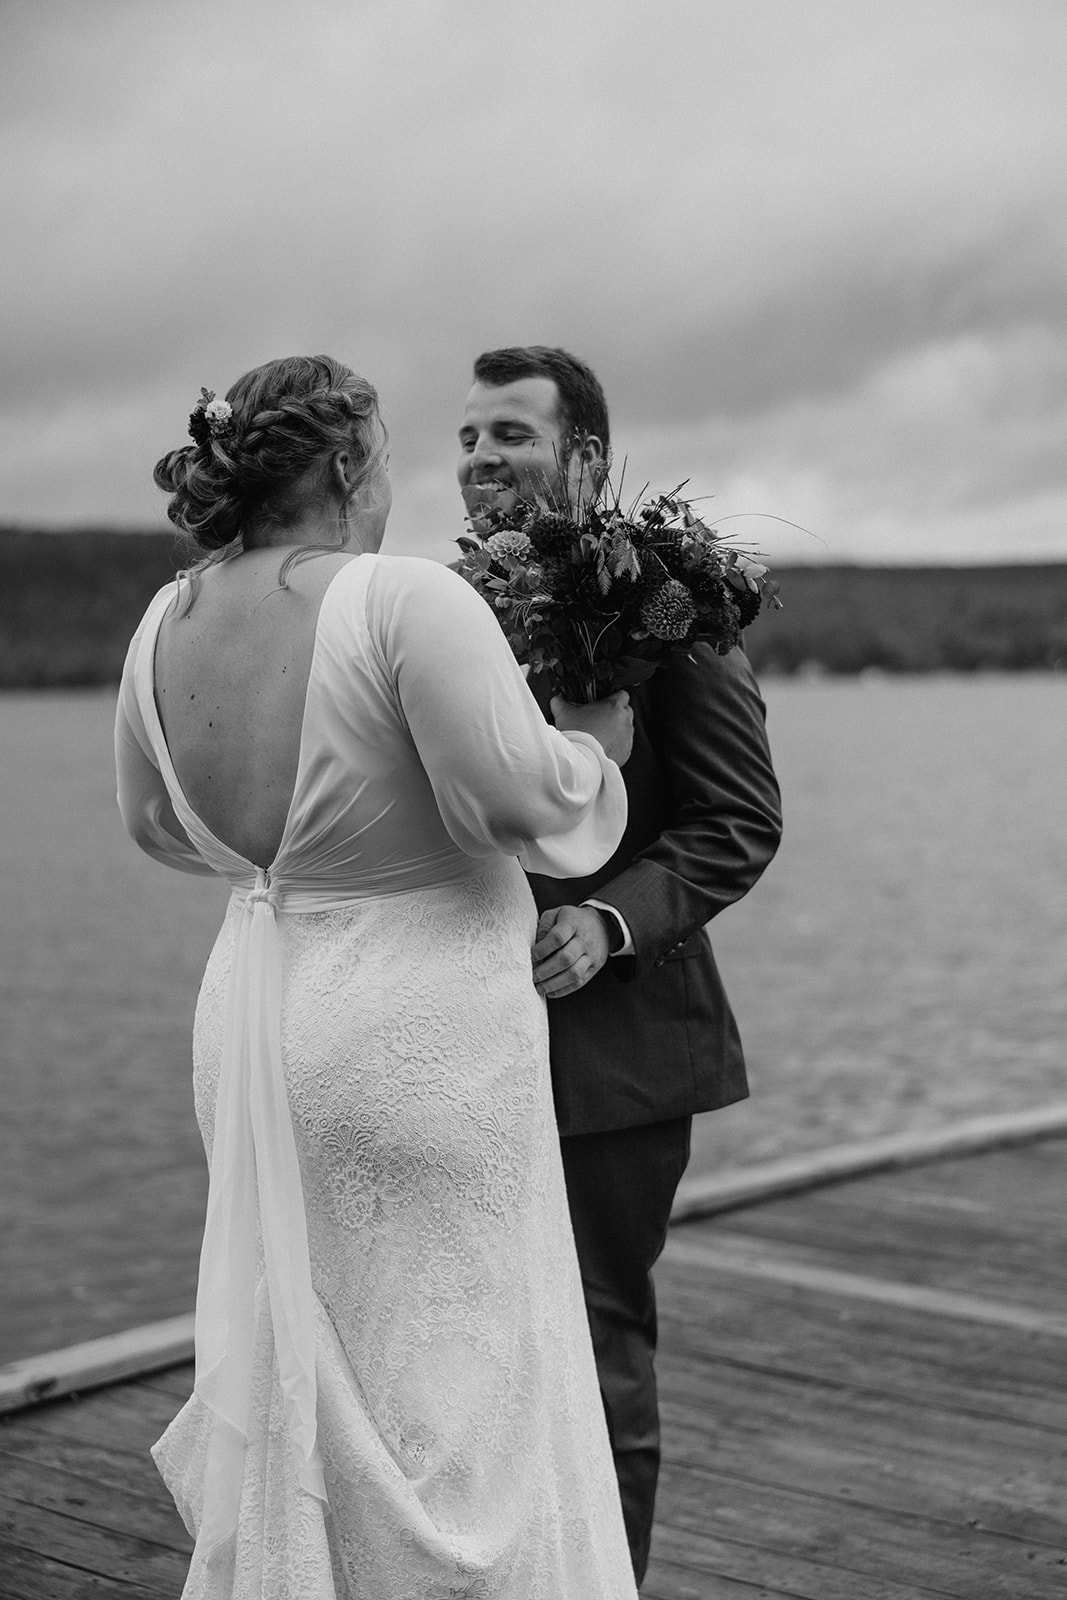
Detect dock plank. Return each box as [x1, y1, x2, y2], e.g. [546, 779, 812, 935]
[0, 1495, 188, 1593]
[644, 1525, 929, 1600]
[0, 1454, 189, 1548]
[0, 1544, 167, 1600]
[4, 1379, 188, 1451]
[128, 1369, 194, 1403]
[658, 1370, 1067, 1544]
[1, 1138, 1065, 1599]
[0, 1317, 194, 1416]
[656, 1266, 1067, 1432]
[645, 1516, 1059, 1600]
[650, 1457, 1067, 1600]
[708, 1140, 1067, 1309]
[0, 1418, 178, 1503]
[664, 1230, 1067, 1335]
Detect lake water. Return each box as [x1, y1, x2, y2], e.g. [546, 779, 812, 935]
[1, 677, 1065, 1363]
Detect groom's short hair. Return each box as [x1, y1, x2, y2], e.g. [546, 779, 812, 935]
[472, 346, 610, 462]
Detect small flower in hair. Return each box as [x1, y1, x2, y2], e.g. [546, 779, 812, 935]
[188, 387, 234, 446]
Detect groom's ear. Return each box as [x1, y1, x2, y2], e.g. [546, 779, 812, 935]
[579, 434, 605, 469]
[574, 432, 607, 489]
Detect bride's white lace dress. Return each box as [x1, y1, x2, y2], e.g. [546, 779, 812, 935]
[115, 555, 638, 1600]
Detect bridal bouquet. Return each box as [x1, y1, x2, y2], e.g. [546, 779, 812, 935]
[455, 483, 778, 702]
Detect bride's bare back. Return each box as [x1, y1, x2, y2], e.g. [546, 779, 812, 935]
[153, 550, 358, 867]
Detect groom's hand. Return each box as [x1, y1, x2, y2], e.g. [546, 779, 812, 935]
[532, 905, 610, 998]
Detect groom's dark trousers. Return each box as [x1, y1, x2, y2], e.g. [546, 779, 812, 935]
[527, 642, 781, 1584]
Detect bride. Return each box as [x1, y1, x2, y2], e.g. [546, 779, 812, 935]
[115, 355, 639, 1599]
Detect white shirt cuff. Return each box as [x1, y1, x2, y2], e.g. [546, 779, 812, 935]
[582, 898, 634, 957]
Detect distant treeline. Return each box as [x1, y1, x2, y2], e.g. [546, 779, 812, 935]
[2, 526, 1067, 687]
[1, 528, 187, 688]
[746, 560, 1067, 675]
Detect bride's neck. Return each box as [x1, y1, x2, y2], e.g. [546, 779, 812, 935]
[245, 510, 342, 551]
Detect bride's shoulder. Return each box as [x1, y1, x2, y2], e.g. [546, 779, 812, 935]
[364, 553, 475, 607]
[356, 556, 493, 656]
[118, 579, 183, 695]
[130, 579, 183, 641]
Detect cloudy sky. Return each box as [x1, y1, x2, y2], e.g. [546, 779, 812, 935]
[3, 0, 1066, 566]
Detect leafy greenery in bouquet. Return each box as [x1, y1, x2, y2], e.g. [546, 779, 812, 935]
[455, 480, 779, 703]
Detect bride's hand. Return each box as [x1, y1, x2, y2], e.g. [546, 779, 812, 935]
[550, 691, 633, 767]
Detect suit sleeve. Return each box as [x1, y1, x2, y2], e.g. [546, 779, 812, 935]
[595, 643, 781, 974]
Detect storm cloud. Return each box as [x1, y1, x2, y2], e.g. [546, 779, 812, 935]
[3, 0, 1065, 565]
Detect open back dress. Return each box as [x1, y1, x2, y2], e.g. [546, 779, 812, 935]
[115, 553, 637, 1600]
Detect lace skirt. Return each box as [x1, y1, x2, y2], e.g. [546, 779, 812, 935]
[154, 858, 636, 1600]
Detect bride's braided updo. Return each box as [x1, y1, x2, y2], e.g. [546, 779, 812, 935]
[154, 355, 384, 557]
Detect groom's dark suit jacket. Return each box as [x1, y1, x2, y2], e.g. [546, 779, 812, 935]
[528, 643, 782, 1138]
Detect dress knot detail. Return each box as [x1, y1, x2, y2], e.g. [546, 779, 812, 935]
[245, 868, 282, 913]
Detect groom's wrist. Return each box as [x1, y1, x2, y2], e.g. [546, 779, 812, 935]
[581, 899, 630, 956]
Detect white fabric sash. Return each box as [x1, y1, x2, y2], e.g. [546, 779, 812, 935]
[194, 866, 328, 1554]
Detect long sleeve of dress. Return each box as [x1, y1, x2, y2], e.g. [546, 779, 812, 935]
[370, 558, 627, 878]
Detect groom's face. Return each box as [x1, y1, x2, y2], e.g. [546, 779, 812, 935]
[457, 376, 573, 530]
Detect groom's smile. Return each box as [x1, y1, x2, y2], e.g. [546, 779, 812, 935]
[457, 375, 572, 530]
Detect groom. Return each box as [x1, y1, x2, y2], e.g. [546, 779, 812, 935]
[457, 346, 782, 1584]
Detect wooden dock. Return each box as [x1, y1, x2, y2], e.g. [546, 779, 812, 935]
[2, 1132, 1065, 1598]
